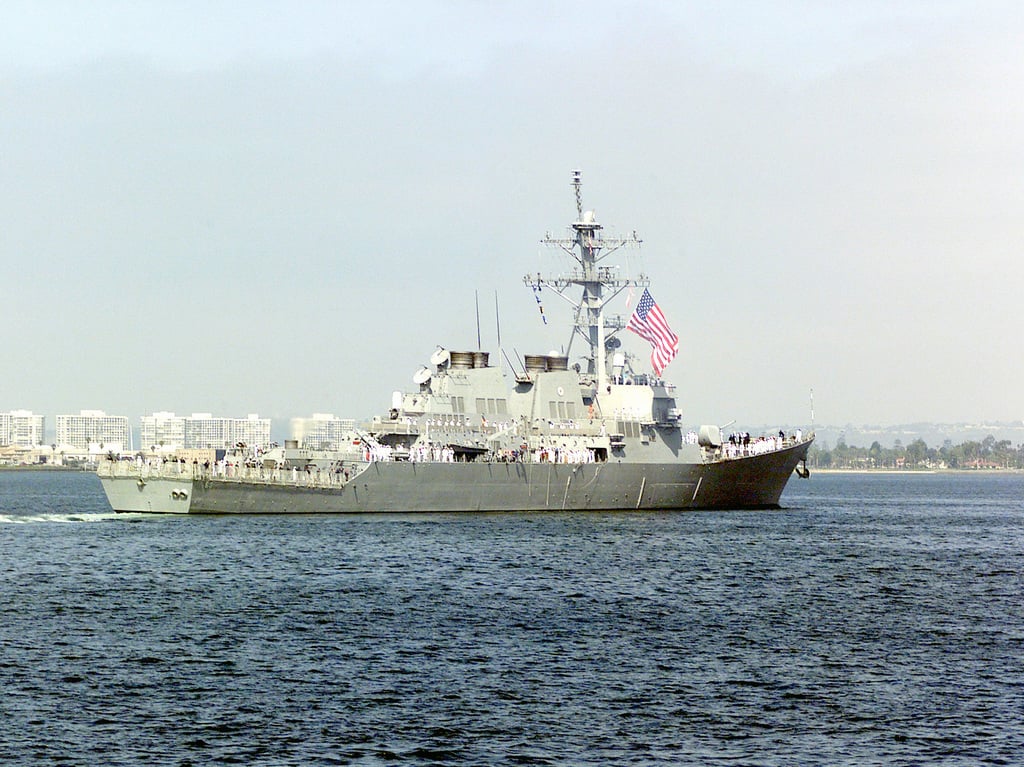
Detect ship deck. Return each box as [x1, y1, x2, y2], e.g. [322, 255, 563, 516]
[96, 433, 812, 492]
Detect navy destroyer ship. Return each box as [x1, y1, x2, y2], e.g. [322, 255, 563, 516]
[98, 172, 812, 513]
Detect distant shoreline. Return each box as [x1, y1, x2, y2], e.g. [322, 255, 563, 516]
[811, 468, 1022, 475]
[0, 464, 83, 472]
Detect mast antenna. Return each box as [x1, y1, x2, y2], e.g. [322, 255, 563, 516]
[572, 169, 583, 220]
[494, 290, 501, 348]
[495, 290, 503, 374]
[475, 291, 482, 350]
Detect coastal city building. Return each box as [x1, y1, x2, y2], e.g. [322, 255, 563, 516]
[0, 410, 46, 448]
[290, 413, 356, 449]
[183, 413, 229, 449]
[140, 412, 272, 450]
[140, 411, 186, 452]
[56, 410, 130, 452]
[230, 413, 271, 448]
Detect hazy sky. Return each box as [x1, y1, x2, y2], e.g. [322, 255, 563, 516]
[2, 0, 1022, 430]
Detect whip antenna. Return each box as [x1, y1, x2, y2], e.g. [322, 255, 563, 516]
[495, 290, 501, 348]
[475, 291, 481, 350]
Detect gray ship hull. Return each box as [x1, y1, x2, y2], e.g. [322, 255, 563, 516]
[99, 439, 811, 514]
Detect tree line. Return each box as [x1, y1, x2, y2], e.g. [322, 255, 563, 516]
[810, 435, 1024, 470]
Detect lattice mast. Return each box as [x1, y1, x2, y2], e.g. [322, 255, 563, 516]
[527, 170, 648, 393]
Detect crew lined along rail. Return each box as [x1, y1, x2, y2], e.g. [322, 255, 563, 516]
[716, 431, 807, 459]
[97, 429, 809, 488]
[98, 459, 368, 487]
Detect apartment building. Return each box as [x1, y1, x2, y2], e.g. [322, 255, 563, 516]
[1, 410, 46, 448]
[290, 413, 356, 449]
[141, 411, 187, 451]
[140, 412, 272, 450]
[56, 410, 129, 451]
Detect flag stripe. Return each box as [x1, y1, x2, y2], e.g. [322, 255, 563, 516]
[626, 288, 678, 376]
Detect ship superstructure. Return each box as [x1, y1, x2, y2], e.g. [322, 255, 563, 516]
[98, 172, 812, 514]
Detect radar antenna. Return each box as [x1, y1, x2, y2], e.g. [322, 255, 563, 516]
[526, 170, 647, 393]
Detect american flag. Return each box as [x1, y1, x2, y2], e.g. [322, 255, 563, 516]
[626, 288, 679, 376]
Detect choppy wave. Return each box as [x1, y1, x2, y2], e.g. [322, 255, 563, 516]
[0, 511, 129, 524]
[1, 470, 1022, 766]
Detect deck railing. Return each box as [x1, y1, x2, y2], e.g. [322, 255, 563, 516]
[706, 432, 814, 461]
[97, 460, 363, 488]
[97, 431, 815, 486]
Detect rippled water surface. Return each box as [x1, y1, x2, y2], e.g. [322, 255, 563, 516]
[1, 470, 1022, 765]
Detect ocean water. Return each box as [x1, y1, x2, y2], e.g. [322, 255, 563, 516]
[1, 470, 1021, 766]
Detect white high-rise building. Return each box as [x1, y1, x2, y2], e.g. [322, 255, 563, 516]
[290, 413, 356, 449]
[3, 410, 45, 448]
[56, 410, 129, 452]
[183, 413, 230, 449]
[140, 411, 186, 451]
[232, 413, 271, 448]
[144, 412, 272, 450]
